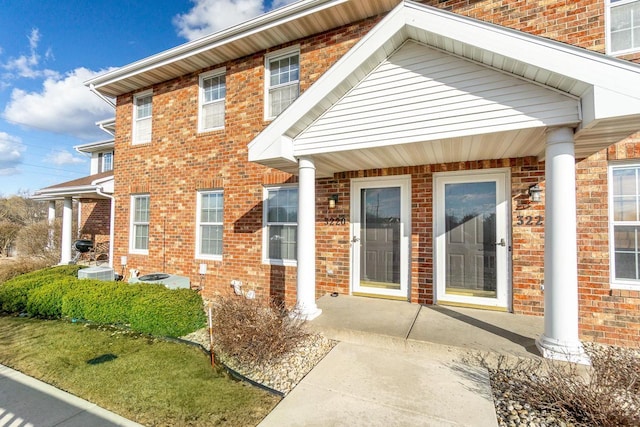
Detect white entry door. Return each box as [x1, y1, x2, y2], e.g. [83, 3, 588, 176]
[434, 170, 510, 309]
[350, 176, 410, 299]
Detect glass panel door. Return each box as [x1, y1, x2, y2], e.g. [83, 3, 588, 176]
[360, 187, 401, 290]
[351, 176, 410, 299]
[444, 182, 497, 298]
[435, 171, 510, 309]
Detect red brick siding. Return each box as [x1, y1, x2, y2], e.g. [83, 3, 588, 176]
[79, 199, 110, 245]
[110, 1, 640, 348]
[576, 132, 640, 348]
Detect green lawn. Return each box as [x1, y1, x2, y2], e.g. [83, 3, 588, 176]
[0, 316, 279, 426]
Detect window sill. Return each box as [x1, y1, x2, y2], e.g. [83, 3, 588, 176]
[196, 254, 222, 261]
[263, 258, 297, 267]
[610, 282, 640, 292]
[129, 249, 148, 256]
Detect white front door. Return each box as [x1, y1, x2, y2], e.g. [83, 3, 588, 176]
[434, 169, 510, 309]
[351, 176, 410, 299]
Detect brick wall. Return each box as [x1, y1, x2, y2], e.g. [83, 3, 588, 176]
[110, 1, 640, 347]
[79, 199, 111, 245]
[576, 132, 640, 347]
[112, 17, 379, 307]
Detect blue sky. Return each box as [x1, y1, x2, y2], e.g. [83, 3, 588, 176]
[0, 0, 293, 196]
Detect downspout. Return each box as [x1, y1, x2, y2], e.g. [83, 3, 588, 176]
[89, 83, 116, 108]
[96, 187, 115, 269]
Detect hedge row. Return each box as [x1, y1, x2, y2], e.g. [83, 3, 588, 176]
[0, 266, 206, 338]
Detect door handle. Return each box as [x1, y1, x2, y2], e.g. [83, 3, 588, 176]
[495, 238, 506, 247]
[351, 235, 360, 243]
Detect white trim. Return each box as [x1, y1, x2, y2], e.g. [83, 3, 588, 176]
[433, 168, 511, 310]
[262, 184, 298, 266]
[264, 45, 300, 121]
[132, 90, 153, 145]
[129, 194, 150, 255]
[350, 174, 411, 299]
[606, 0, 640, 56]
[195, 190, 224, 261]
[198, 67, 226, 133]
[608, 160, 640, 290]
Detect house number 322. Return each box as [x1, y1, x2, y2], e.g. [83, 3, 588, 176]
[516, 215, 544, 226]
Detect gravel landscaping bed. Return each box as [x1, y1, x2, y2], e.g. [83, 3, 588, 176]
[181, 328, 336, 395]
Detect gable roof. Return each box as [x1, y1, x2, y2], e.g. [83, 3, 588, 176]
[248, 1, 640, 175]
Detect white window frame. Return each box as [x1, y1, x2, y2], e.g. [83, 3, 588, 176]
[264, 46, 300, 121]
[198, 68, 226, 132]
[132, 90, 152, 145]
[130, 194, 150, 255]
[263, 185, 298, 266]
[609, 162, 640, 290]
[195, 190, 224, 260]
[102, 151, 113, 172]
[606, 0, 640, 55]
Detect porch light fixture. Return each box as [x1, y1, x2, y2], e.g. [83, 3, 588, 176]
[328, 194, 339, 209]
[528, 184, 543, 203]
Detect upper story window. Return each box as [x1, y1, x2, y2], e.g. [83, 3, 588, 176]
[196, 190, 223, 259]
[99, 151, 113, 173]
[607, 0, 640, 54]
[130, 194, 150, 254]
[133, 91, 152, 144]
[265, 47, 300, 120]
[263, 185, 298, 265]
[609, 164, 640, 289]
[199, 69, 226, 132]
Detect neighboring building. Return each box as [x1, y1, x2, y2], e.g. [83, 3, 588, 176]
[85, 0, 640, 360]
[33, 119, 115, 264]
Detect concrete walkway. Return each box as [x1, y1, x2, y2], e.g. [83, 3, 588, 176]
[0, 364, 143, 427]
[260, 295, 544, 427]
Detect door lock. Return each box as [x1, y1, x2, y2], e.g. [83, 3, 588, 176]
[351, 235, 360, 243]
[495, 238, 506, 247]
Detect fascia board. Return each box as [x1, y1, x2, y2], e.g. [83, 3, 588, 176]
[403, 2, 640, 101]
[248, 4, 407, 162]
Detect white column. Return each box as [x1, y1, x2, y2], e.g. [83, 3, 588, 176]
[60, 197, 73, 265]
[47, 201, 56, 249]
[296, 156, 322, 320]
[536, 127, 588, 364]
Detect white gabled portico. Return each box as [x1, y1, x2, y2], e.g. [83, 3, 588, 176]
[249, 1, 640, 361]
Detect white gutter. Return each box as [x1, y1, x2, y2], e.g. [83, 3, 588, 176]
[96, 186, 115, 269]
[89, 83, 116, 108]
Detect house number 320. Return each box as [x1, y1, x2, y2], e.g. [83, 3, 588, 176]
[516, 215, 544, 226]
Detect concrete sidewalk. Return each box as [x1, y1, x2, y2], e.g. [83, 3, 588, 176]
[260, 295, 544, 427]
[0, 364, 143, 427]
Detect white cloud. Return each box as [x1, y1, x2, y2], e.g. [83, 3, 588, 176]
[2, 28, 59, 80]
[173, 0, 298, 41]
[2, 67, 116, 141]
[45, 150, 86, 166]
[0, 132, 25, 176]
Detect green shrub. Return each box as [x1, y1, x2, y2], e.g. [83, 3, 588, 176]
[129, 287, 207, 337]
[0, 265, 82, 313]
[26, 278, 79, 318]
[1, 265, 205, 338]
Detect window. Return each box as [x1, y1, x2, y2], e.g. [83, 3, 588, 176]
[610, 164, 640, 288]
[130, 195, 150, 254]
[265, 47, 300, 119]
[196, 191, 223, 259]
[199, 69, 226, 132]
[133, 91, 152, 144]
[607, 0, 640, 54]
[101, 152, 113, 172]
[264, 186, 298, 264]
